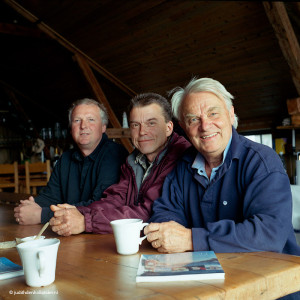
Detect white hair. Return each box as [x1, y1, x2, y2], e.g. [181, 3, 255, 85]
[169, 77, 238, 128]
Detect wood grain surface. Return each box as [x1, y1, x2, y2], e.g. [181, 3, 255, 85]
[0, 199, 300, 299]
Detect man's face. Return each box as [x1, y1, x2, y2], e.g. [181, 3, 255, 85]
[71, 104, 106, 156]
[180, 92, 234, 161]
[129, 103, 173, 162]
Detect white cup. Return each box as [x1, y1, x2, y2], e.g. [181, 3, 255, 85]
[110, 218, 149, 255]
[17, 238, 60, 287]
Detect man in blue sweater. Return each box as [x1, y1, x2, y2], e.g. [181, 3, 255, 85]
[145, 78, 300, 258]
[14, 98, 128, 225]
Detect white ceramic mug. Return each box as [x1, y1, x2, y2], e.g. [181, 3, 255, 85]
[17, 238, 60, 287]
[110, 218, 149, 255]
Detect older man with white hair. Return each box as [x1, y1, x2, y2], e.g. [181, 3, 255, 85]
[145, 78, 300, 262]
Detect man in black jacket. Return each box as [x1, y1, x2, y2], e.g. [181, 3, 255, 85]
[14, 98, 128, 225]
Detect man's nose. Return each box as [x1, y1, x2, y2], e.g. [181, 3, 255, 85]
[199, 117, 211, 131]
[80, 119, 87, 128]
[139, 123, 147, 135]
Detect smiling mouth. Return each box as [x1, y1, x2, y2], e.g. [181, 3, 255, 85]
[201, 133, 218, 139]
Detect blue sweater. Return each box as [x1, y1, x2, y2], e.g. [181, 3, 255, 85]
[35, 133, 128, 223]
[150, 128, 300, 255]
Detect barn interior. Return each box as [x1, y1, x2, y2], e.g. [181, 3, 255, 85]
[0, 0, 300, 182]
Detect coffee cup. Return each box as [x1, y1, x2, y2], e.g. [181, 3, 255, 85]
[110, 218, 148, 255]
[17, 238, 60, 287]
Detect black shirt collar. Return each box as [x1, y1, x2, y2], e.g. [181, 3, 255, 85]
[72, 133, 108, 162]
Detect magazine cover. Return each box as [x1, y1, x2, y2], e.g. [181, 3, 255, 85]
[136, 251, 225, 282]
[0, 257, 24, 280]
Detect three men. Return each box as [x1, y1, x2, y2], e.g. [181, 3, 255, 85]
[14, 98, 128, 225]
[49, 93, 190, 235]
[145, 77, 300, 257]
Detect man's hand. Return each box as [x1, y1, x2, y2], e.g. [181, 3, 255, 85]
[144, 221, 193, 253]
[50, 204, 85, 236]
[14, 196, 42, 225]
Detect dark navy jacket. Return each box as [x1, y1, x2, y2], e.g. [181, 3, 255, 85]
[35, 133, 128, 223]
[150, 128, 300, 255]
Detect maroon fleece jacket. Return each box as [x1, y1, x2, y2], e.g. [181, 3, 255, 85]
[77, 132, 191, 233]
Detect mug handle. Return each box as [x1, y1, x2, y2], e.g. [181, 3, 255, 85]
[37, 250, 46, 278]
[139, 222, 149, 245]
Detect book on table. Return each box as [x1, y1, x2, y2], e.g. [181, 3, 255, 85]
[136, 251, 225, 282]
[0, 257, 24, 280]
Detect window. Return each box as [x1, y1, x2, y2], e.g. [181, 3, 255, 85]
[244, 133, 273, 149]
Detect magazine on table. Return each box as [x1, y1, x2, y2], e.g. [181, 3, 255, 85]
[136, 251, 225, 282]
[0, 257, 24, 280]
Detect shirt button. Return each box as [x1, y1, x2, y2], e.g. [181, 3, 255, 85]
[223, 201, 228, 206]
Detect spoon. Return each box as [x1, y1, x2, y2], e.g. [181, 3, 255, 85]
[34, 222, 49, 240]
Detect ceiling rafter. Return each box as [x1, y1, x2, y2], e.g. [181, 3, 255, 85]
[2, 1, 299, 133]
[4, 0, 135, 152]
[4, 0, 136, 97]
[263, 1, 300, 95]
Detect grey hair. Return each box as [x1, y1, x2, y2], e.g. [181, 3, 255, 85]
[68, 98, 109, 126]
[169, 77, 238, 128]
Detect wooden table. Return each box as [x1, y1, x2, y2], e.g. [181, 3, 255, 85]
[0, 192, 30, 204]
[1, 203, 300, 299]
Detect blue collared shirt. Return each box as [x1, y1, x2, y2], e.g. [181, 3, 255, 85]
[192, 135, 232, 182]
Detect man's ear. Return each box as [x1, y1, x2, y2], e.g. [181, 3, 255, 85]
[102, 124, 107, 133]
[230, 106, 235, 125]
[166, 121, 173, 137]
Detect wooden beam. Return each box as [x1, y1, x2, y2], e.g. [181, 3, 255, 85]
[73, 53, 120, 127]
[263, 2, 300, 94]
[73, 53, 133, 152]
[4, 0, 134, 152]
[4, 0, 136, 97]
[106, 128, 131, 139]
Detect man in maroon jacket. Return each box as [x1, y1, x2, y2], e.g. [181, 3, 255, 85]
[50, 92, 190, 235]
